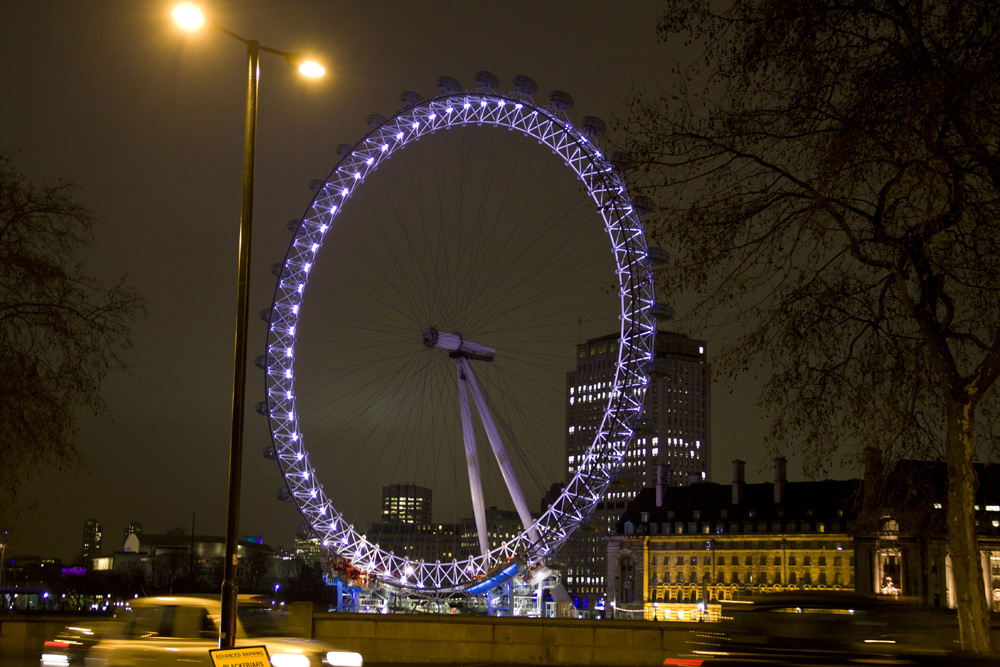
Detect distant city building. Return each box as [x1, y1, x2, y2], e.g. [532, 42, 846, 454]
[82, 519, 102, 563]
[364, 521, 459, 565]
[122, 521, 143, 547]
[607, 459, 857, 620]
[293, 535, 325, 568]
[382, 484, 433, 524]
[562, 329, 711, 606]
[459, 506, 522, 557]
[366, 483, 458, 564]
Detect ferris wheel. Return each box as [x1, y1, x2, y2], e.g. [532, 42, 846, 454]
[262, 72, 660, 595]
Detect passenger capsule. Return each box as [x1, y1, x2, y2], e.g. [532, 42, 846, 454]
[650, 302, 675, 320]
[608, 151, 631, 171]
[255, 400, 271, 416]
[632, 195, 656, 215]
[400, 90, 424, 106]
[437, 76, 462, 93]
[582, 116, 606, 136]
[548, 90, 574, 110]
[277, 487, 294, 502]
[366, 113, 386, 128]
[270, 262, 286, 278]
[474, 70, 499, 90]
[286, 219, 301, 232]
[259, 308, 273, 323]
[263, 445, 277, 461]
[254, 354, 269, 370]
[296, 525, 315, 540]
[336, 143, 353, 158]
[646, 247, 670, 266]
[309, 179, 325, 193]
[512, 75, 537, 94]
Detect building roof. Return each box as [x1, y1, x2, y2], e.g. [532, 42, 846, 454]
[614, 479, 861, 534]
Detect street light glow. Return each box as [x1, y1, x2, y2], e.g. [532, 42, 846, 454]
[297, 59, 325, 78]
[172, 3, 205, 32]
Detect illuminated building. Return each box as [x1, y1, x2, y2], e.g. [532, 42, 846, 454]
[459, 506, 522, 556]
[122, 521, 142, 546]
[853, 451, 1000, 609]
[81, 518, 102, 563]
[606, 459, 858, 620]
[366, 483, 458, 564]
[562, 330, 710, 606]
[381, 483, 433, 524]
[294, 534, 325, 568]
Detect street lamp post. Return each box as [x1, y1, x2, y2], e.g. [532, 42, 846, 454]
[172, 3, 324, 649]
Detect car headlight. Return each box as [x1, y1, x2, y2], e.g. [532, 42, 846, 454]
[40, 654, 70, 667]
[324, 650, 363, 667]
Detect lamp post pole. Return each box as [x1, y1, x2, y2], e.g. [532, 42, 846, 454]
[219, 36, 259, 650]
[171, 4, 324, 649]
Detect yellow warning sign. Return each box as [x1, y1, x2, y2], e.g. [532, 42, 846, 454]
[209, 645, 270, 667]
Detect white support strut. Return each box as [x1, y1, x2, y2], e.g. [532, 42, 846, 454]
[457, 362, 490, 557]
[457, 356, 539, 546]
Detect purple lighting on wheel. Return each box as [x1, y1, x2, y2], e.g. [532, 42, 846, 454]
[264, 82, 658, 596]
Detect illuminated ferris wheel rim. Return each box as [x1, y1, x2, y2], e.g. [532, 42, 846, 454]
[264, 79, 658, 594]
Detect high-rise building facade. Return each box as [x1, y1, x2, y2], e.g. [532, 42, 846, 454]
[367, 482, 458, 564]
[381, 484, 433, 524]
[122, 521, 143, 546]
[562, 329, 711, 606]
[82, 518, 102, 563]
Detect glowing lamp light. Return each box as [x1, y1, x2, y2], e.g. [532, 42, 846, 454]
[172, 3, 205, 32]
[296, 60, 325, 78]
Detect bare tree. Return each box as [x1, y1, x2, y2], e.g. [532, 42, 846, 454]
[622, 0, 1000, 652]
[0, 149, 144, 524]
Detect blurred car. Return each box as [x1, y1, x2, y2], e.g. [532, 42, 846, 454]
[669, 592, 995, 667]
[41, 622, 112, 666]
[40, 595, 362, 667]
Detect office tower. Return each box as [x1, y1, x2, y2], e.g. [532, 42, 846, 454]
[82, 518, 102, 562]
[562, 330, 711, 606]
[381, 483, 433, 524]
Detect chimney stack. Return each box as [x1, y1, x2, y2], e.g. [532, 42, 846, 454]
[732, 460, 745, 505]
[774, 456, 787, 504]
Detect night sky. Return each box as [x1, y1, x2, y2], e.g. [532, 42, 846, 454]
[2, 1, 780, 563]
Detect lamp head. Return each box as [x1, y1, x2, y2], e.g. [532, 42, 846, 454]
[172, 3, 206, 32]
[286, 54, 325, 78]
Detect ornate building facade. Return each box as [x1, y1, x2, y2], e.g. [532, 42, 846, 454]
[607, 459, 858, 620]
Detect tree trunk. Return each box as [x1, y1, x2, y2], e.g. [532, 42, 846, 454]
[945, 396, 994, 652]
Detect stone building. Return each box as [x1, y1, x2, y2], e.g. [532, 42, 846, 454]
[606, 459, 858, 620]
[853, 451, 1000, 609]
